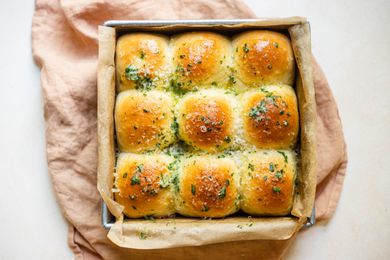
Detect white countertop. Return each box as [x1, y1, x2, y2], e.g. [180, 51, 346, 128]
[0, 0, 389, 259]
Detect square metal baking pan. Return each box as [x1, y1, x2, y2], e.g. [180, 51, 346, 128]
[101, 18, 316, 230]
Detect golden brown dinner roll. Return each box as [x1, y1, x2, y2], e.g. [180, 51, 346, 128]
[115, 90, 175, 153]
[176, 89, 238, 152]
[240, 150, 296, 216]
[116, 33, 170, 91]
[114, 153, 175, 218]
[232, 30, 295, 87]
[175, 156, 240, 218]
[171, 32, 232, 90]
[241, 85, 299, 149]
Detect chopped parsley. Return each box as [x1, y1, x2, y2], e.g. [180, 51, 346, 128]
[172, 173, 180, 192]
[167, 162, 176, 171]
[125, 65, 139, 81]
[228, 75, 236, 84]
[139, 231, 148, 240]
[169, 79, 187, 96]
[158, 174, 170, 188]
[272, 186, 281, 193]
[218, 187, 227, 199]
[191, 184, 196, 195]
[171, 117, 179, 136]
[243, 43, 250, 53]
[248, 163, 254, 171]
[224, 136, 231, 143]
[225, 179, 230, 186]
[136, 164, 144, 173]
[201, 205, 210, 212]
[275, 170, 283, 180]
[175, 65, 185, 74]
[131, 174, 140, 185]
[124, 65, 154, 91]
[269, 163, 275, 172]
[143, 108, 150, 113]
[249, 100, 267, 118]
[211, 81, 218, 86]
[122, 172, 128, 178]
[273, 42, 279, 48]
[277, 151, 288, 163]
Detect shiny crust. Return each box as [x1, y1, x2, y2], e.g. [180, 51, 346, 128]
[171, 32, 232, 89]
[114, 154, 175, 218]
[116, 33, 170, 91]
[115, 90, 175, 152]
[112, 30, 303, 219]
[176, 90, 237, 152]
[240, 150, 296, 216]
[232, 30, 295, 87]
[242, 85, 299, 149]
[175, 156, 239, 218]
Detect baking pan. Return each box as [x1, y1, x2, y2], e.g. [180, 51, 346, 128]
[100, 19, 316, 231]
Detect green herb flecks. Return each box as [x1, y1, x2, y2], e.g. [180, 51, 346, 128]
[249, 100, 267, 119]
[139, 230, 148, 240]
[169, 79, 187, 96]
[277, 151, 288, 163]
[229, 75, 236, 84]
[167, 162, 176, 171]
[272, 186, 281, 193]
[269, 163, 275, 172]
[124, 65, 154, 91]
[218, 186, 227, 199]
[172, 173, 180, 192]
[201, 205, 210, 212]
[131, 164, 144, 185]
[275, 170, 283, 180]
[191, 184, 196, 195]
[243, 43, 250, 53]
[131, 174, 140, 185]
[136, 164, 144, 173]
[159, 174, 170, 188]
[171, 117, 179, 136]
